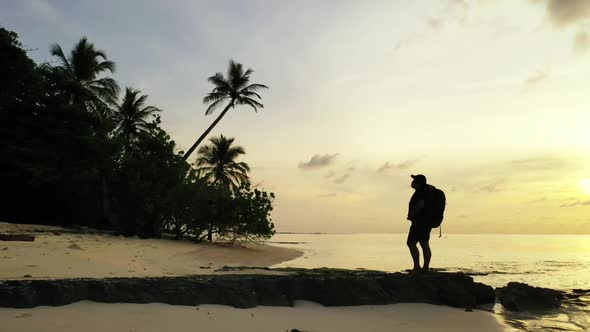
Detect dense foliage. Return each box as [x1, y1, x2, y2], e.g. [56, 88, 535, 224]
[0, 27, 274, 242]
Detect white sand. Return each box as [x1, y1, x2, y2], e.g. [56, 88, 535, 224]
[0, 222, 510, 331]
[0, 222, 302, 279]
[0, 301, 510, 332]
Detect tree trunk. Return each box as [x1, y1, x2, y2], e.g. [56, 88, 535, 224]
[182, 101, 234, 161]
[99, 171, 110, 229]
[207, 222, 213, 242]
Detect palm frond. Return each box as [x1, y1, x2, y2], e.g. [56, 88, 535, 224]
[49, 43, 73, 73]
[94, 49, 108, 60]
[207, 72, 231, 90]
[203, 92, 228, 105]
[240, 91, 262, 99]
[236, 97, 264, 112]
[205, 97, 229, 115]
[89, 77, 120, 96]
[132, 94, 148, 109]
[95, 60, 116, 74]
[240, 83, 269, 92]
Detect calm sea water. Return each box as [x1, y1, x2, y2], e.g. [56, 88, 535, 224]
[268, 233, 590, 331]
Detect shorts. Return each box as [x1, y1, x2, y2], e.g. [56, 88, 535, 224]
[407, 223, 431, 242]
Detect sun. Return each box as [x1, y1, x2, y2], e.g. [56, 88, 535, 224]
[580, 179, 590, 195]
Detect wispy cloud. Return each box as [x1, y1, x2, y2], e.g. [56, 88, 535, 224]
[530, 0, 590, 53]
[525, 70, 548, 86]
[376, 160, 418, 173]
[427, 0, 470, 31]
[560, 200, 590, 208]
[574, 29, 590, 54]
[540, 0, 590, 27]
[394, 0, 470, 52]
[509, 156, 566, 171]
[526, 197, 547, 204]
[476, 179, 505, 193]
[333, 173, 351, 184]
[325, 171, 336, 178]
[298, 154, 338, 170]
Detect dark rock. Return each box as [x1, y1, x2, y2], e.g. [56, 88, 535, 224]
[0, 234, 35, 242]
[496, 282, 564, 311]
[0, 269, 495, 309]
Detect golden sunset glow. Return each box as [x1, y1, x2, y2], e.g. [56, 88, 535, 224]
[580, 179, 590, 196]
[4, 0, 589, 234]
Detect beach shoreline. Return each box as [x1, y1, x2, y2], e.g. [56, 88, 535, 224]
[0, 301, 510, 332]
[0, 222, 302, 280]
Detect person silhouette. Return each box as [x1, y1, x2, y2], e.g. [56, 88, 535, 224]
[406, 174, 432, 273]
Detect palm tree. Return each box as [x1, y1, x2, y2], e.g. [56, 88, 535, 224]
[113, 87, 161, 141]
[50, 37, 120, 228]
[182, 60, 268, 161]
[196, 134, 250, 192]
[50, 37, 120, 115]
[196, 134, 250, 242]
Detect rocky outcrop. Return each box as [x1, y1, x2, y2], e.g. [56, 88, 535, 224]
[0, 234, 35, 241]
[0, 269, 494, 309]
[496, 282, 564, 311]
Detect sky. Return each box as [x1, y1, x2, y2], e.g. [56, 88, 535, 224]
[2, 0, 589, 234]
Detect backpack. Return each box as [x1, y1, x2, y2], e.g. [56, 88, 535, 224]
[426, 185, 446, 229]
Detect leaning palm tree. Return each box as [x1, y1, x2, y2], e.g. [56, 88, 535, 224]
[195, 134, 250, 192]
[113, 87, 161, 141]
[50, 37, 120, 115]
[182, 60, 268, 161]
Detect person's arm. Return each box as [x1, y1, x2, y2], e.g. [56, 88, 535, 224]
[407, 199, 425, 220]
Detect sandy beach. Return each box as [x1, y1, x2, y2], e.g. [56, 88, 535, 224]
[0, 301, 509, 332]
[0, 222, 510, 332]
[0, 222, 302, 279]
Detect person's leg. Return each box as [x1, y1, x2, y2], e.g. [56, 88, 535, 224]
[419, 240, 431, 272]
[407, 240, 420, 272]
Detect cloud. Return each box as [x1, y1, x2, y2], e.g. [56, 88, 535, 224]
[394, 0, 470, 51]
[325, 171, 335, 178]
[376, 160, 418, 173]
[529, 1, 590, 54]
[560, 197, 578, 202]
[427, 17, 443, 30]
[525, 70, 548, 86]
[476, 179, 505, 193]
[450, 0, 469, 11]
[560, 200, 590, 208]
[428, 0, 470, 31]
[298, 154, 338, 170]
[574, 29, 590, 53]
[526, 197, 547, 204]
[509, 156, 566, 171]
[318, 192, 338, 198]
[333, 173, 351, 184]
[542, 0, 590, 27]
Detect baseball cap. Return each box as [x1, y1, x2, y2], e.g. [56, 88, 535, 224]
[411, 174, 427, 184]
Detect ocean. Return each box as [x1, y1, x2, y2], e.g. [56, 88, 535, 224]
[268, 233, 590, 331]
